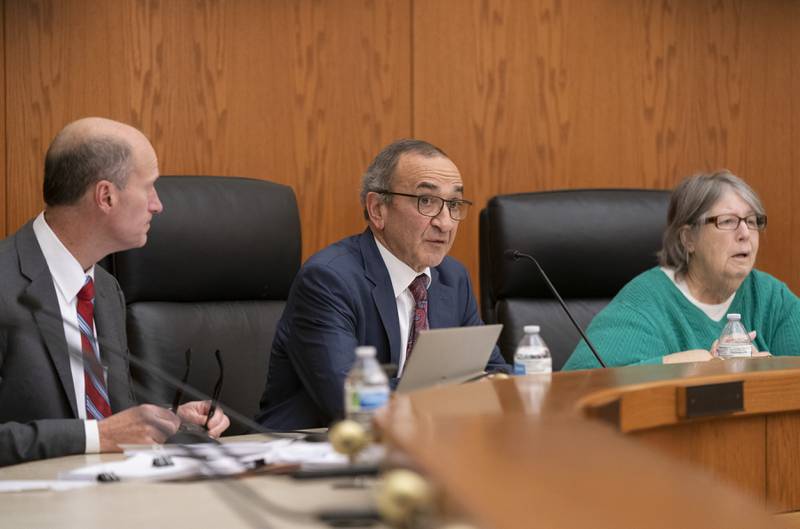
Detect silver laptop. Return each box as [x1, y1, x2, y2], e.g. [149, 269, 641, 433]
[396, 324, 503, 393]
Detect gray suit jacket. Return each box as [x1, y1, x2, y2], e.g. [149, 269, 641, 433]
[0, 221, 135, 466]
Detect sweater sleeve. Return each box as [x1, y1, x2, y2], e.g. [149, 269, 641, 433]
[563, 300, 670, 370]
[767, 281, 800, 356]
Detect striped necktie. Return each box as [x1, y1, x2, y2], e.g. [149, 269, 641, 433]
[77, 276, 111, 420]
[406, 274, 429, 360]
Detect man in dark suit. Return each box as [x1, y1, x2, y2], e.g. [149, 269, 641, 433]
[258, 139, 509, 429]
[0, 117, 229, 467]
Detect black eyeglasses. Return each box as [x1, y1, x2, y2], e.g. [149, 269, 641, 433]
[703, 214, 767, 231]
[376, 190, 472, 221]
[171, 348, 224, 431]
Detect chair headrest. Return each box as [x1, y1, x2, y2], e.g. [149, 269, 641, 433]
[112, 176, 301, 303]
[483, 189, 670, 300]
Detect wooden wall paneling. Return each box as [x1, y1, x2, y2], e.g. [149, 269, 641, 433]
[711, 2, 798, 293]
[6, 0, 411, 261]
[115, 0, 412, 259]
[6, 0, 133, 233]
[1, 0, 6, 236]
[414, 0, 800, 295]
[791, 4, 800, 294]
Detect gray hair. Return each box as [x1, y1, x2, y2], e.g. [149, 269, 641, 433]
[658, 170, 766, 275]
[43, 135, 133, 206]
[360, 139, 448, 220]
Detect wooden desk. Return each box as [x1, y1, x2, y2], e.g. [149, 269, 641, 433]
[0, 436, 378, 529]
[5, 359, 800, 529]
[376, 357, 800, 529]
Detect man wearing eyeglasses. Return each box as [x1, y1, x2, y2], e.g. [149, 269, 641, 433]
[0, 118, 229, 467]
[258, 139, 509, 429]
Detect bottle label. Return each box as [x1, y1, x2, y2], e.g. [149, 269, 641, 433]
[717, 344, 752, 358]
[514, 357, 552, 375]
[347, 386, 389, 412]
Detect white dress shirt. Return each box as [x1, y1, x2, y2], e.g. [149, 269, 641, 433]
[32, 212, 101, 453]
[661, 267, 735, 322]
[374, 239, 432, 376]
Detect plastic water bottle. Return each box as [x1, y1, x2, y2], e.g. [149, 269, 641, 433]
[513, 325, 552, 375]
[717, 314, 752, 359]
[344, 346, 390, 429]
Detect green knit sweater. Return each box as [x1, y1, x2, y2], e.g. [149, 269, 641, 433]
[563, 267, 800, 370]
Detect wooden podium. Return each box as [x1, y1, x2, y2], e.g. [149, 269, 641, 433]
[375, 357, 800, 529]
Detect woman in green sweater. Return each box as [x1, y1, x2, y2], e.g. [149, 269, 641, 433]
[564, 170, 800, 370]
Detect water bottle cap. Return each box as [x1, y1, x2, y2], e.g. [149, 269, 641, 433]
[524, 325, 540, 334]
[355, 346, 377, 358]
[726, 313, 742, 321]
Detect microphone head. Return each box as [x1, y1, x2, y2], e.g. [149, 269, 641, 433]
[504, 249, 521, 261]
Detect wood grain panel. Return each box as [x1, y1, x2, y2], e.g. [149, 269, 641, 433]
[767, 413, 800, 512]
[5, 0, 410, 259]
[632, 415, 766, 502]
[6, 0, 132, 232]
[414, 0, 800, 295]
[0, 0, 6, 236]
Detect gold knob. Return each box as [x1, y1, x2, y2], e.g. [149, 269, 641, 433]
[488, 372, 510, 380]
[329, 420, 370, 462]
[376, 469, 435, 528]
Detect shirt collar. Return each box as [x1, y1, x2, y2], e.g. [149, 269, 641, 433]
[374, 238, 431, 298]
[32, 212, 95, 302]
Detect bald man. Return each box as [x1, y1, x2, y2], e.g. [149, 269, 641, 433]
[0, 118, 229, 466]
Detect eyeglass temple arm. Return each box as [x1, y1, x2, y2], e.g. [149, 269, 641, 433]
[204, 349, 224, 429]
[171, 348, 192, 412]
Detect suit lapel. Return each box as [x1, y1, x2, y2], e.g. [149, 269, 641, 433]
[17, 223, 79, 417]
[427, 267, 456, 329]
[359, 230, 402, 365]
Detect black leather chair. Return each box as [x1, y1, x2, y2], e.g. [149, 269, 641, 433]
[480, 189, 670, 370]
[109, 175, 301, 435]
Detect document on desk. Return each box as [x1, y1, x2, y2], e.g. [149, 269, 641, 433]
[56, 440, 385, 483]
[59, 452, 249, 482]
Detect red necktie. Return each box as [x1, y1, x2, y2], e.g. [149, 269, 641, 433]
[77, 277, 112, 419]
[406, 275, 429, 360]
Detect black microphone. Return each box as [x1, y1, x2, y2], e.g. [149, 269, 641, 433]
[504, 249, 606, 368]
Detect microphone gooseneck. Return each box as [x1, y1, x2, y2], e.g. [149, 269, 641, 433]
[504, 249, 607, 368]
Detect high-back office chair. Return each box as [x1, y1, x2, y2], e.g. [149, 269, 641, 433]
[110, 176, 301, 435]
[480, 189, 670, 370]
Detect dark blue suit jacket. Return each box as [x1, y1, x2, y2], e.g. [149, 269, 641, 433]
[257, 229, 509, 429]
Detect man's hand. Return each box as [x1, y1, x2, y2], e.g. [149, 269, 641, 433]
[176, 400, 231, 438]
[98, 404, 181, 452]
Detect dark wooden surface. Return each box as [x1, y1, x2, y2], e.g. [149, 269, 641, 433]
[377, 358, 800, 528]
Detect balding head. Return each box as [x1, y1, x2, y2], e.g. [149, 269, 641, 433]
[43, 117, 151, 206]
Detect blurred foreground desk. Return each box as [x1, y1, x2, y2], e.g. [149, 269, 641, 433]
[0, 435, 377, 529]
[376, 357, 800, 529]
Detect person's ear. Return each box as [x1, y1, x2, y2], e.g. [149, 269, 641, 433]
[680, 225, 695, 254]
[95, 180, 116, 213]
[365, 192, 387, 230]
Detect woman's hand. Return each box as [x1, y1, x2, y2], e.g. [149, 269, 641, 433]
[662, 350, 715, 364]
[663, 331, 771, 364]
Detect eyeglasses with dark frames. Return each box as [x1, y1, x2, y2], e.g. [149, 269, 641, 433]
[702, 214, 767, 231]
[170, 347, 224, 435]
[375, 190, 472, 221]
